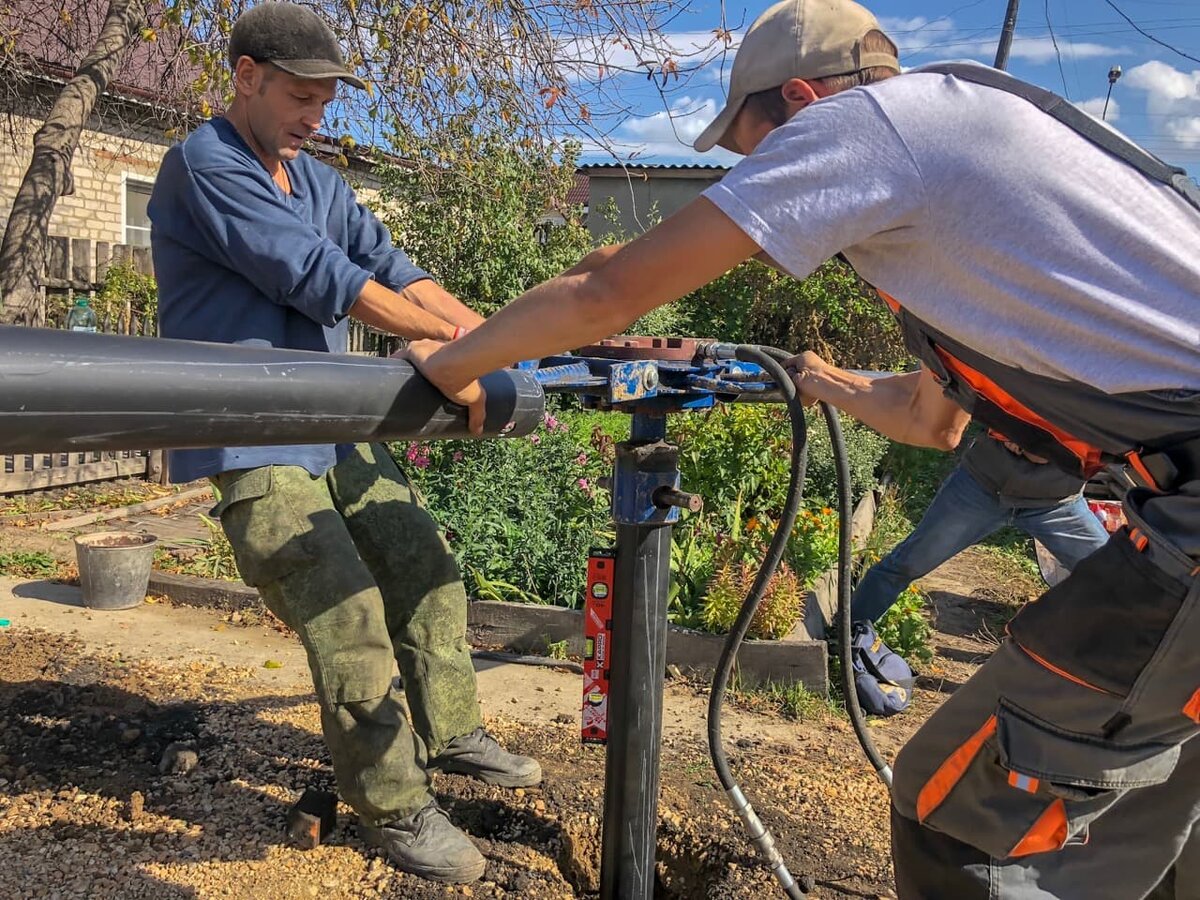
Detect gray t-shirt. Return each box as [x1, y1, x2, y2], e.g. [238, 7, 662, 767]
[703, 61, 1200, 395]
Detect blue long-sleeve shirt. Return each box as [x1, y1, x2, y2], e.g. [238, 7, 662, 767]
[149, 117, 429, 482]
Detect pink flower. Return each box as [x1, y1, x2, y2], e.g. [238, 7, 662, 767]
[452, 451, 464, 462]
[405, 444, 420, 463]
[577, 478, 589, 491]
[575, 452, 588, 465]
[529, 434, 541, 445]
[411, 455, 431, 469]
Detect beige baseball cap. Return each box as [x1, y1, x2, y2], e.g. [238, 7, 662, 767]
[694, 0, 898, 153]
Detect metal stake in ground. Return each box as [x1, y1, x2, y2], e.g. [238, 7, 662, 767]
[601, 412, 695, 899]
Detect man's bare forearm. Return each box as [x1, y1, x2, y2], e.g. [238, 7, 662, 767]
[401, 279, 484, 331]
[562, 243, 625, 277]
[349, 278, 456, 341]
[795, 363, 967, 450]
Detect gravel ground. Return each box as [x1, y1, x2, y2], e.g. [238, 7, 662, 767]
[0, 544, 1030, 899]
[0, 627, 904, 899]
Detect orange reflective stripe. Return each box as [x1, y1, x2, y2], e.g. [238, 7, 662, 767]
[1129, 527, 1149, 552]
[1010, 799, 1069, 857]
[916, 715, 997, 823]
[1015, 641, 1116, 695]
[1007, 770, 1041, 793]
[932, 347, 1104, 474]
[1125, 451, 1163, 492]
[877, 290, 1104, 473]
[877, 289, 902, 313]
[1185, 687, 1200, 725]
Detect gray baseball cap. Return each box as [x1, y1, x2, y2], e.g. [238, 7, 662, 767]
[694, 0, 898, 153]
[228, 2, 366, 90]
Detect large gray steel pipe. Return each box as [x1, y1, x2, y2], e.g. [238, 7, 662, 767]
[0, 327, 544, 453]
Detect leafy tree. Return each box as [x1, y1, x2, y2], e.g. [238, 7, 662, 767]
[375, 126, 591, 315]
[0, 0, 729, 323]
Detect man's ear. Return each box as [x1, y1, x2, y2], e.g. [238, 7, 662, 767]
[780, 78, 821, 104]
[232, 55, 262, 96]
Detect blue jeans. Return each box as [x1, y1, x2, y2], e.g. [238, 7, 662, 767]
[852, 463, 1111, 623]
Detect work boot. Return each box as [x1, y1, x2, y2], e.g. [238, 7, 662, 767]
[360, 802, 486, 884]
[428, 727, 543, 788]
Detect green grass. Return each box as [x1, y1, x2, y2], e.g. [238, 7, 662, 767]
[0, 550, 63, 578]
[728, 674, 844, 721]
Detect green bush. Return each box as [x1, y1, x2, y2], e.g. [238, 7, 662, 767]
[668, 405, 888, 633]
[398, 408, 611, 607]
[400, 402, 887, 638]
[375, 126, 591, 317]
[673, 404, 888, 524]
[876, 585, 934, 666]
[672, 257, 909, 370]
[699, 532, 806, 640]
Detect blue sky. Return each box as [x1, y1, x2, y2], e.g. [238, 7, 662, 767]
[574, 0, 1200, 173]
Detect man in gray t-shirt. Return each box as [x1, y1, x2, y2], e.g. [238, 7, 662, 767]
[408, 0, 1200, 897]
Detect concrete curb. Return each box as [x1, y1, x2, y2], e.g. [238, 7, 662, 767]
[146, 571, 829, 695]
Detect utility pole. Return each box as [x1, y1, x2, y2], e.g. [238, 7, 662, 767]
[1103, 65, 1122, 120]
[994, 0, 1021, 70]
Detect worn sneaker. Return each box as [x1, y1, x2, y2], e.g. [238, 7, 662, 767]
[360, 802, 486, 884]
[429, 727, 543, 788]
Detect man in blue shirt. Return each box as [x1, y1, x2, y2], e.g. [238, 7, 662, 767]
[148, 3, 539, 885]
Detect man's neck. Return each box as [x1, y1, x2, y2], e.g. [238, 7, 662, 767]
[224, 102, 291, 193]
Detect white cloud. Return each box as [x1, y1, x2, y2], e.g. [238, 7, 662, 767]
[1076, 96, 1119, 122]
[1125, 60, 1200, 150]
[579, 94, 742, 165]
[558, 31, 740, 85]
[878, 15, 1127, 66]
[1009, 39, 1128, 65]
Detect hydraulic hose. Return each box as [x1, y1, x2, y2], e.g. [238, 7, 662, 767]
[703, 343, 890, 898]
[756, 346, 890, 784]
[706, 344, 811, 898]
[820, 401, 893, 787]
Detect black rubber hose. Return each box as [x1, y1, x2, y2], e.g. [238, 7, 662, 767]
[820, 402, 893, 785]
[755, 346, 890, 785]
[706, 344, 811, 898]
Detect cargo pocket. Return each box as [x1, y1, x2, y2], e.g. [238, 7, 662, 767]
[915, 700, 1179, 860]
[1008, 532, 1190, 696]
[211, 467, 319, 588]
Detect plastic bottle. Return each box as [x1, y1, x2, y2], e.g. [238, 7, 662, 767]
[65, 296, 97, 333]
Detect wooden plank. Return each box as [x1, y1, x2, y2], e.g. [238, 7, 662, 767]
[801, 490, 878, 640]
[147, 449, 166, 484]
[44, 486, 212, 532]
[72, 238, 92, 286]
[132, 246, 152, 276]
[111, 244, 130, 267]
[95, 242, 112, 280]
[46, 235, 69, 282]
[0, 454, 148, 493]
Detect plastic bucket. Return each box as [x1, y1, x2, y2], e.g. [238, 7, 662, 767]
[73, 531, 158, 610]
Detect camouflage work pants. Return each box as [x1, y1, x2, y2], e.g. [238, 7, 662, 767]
[212, 443, 482, 824]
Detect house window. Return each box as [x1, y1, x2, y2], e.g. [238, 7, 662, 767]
[124, 178, 154, 247]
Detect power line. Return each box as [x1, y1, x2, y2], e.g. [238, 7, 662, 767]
[1046, 0, 1070, 97]
[1102, 0, 1200, 63]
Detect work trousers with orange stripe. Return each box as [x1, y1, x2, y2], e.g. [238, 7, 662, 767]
[891, 477, 1200, 899]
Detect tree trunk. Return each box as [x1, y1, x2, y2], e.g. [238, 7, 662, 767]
[0, 0, 148, 326]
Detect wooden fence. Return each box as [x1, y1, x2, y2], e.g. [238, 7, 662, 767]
[2, 235, 399, 495]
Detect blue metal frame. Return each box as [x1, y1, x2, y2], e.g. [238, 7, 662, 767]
[526, 352, 784, 415]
